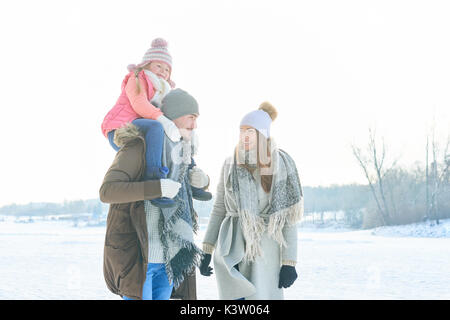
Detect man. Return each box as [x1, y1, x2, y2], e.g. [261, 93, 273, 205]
[100, 89, 210, 300]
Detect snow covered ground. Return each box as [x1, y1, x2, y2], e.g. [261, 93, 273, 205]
[0, 218, 449, 300]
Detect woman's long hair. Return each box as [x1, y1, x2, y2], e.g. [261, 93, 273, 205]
[235, 130, 273, 193]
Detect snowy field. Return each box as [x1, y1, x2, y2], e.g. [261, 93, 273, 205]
[0, 218, 449, 300]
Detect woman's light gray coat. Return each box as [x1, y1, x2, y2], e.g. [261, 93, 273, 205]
[203, 148, 303, 300]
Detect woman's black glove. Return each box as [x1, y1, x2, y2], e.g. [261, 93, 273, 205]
[278, 265, 298, 288]
[199, 253, 213, 276]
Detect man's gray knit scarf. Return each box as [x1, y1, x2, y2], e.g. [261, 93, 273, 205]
[229, 142, 304, 263]
[144, 138, 202, 289]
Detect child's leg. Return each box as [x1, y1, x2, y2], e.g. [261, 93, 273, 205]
[132, 119, 176, 208]
[131, 119, 165, 180]
[107, 130, 120, 152]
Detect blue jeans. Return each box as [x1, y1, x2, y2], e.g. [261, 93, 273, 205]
[123, 263, 174, 300]
[108, 119, 164, 180]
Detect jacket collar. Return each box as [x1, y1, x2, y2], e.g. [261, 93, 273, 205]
[113, 123, 143, 147]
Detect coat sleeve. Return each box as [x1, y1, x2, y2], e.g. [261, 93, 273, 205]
[202, 161, 228, 253]
[99, 140, 162, 204]
[281, 224, 298, 266]
[279, 149, 301, 266]
[125, 72, 164, 120]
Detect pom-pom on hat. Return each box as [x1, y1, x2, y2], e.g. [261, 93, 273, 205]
[240, 101, 277, 138]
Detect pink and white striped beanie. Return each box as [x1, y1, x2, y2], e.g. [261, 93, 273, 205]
[127, 38, 175, 87]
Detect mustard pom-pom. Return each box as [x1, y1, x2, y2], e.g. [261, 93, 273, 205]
[259, 101, 278, 121]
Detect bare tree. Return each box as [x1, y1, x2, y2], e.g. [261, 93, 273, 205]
[428, 132, 450, 225]
[351, 128, 398, 226]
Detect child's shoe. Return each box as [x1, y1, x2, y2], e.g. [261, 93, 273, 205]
[191, 186, 212, 201]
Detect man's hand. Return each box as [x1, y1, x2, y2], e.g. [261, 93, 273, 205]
[160, 179, 181, 199]
[189, 167, 209, 189]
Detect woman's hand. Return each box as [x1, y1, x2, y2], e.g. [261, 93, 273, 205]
[199, 253, 213, 276]
[278, 265, 298, 288]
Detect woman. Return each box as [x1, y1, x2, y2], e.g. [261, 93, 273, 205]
[199, 102, 304, 300]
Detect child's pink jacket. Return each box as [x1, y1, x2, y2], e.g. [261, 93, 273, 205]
[101, 70, 163, 137]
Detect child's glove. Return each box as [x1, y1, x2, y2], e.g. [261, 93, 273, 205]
[160, 179, 182, 199]
[157, 115, 182, 142]
[189, 167, 209, 189]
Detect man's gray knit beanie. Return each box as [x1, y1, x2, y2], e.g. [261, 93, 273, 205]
[161, 88, 199, 120]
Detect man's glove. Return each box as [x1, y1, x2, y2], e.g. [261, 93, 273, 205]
[156, 115, 182, 142]
[199, 253, 213, 276]
[278, 265, 298, 288]
[189, 167, 209, 189]
[160, 179, 181, 199]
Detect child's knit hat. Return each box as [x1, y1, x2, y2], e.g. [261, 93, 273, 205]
[127, 38, 175, 87]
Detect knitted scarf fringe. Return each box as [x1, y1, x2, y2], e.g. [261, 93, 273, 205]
[239, 210, 266, 264]
[164, 237, 202, 289]
[266, 199, 304, 248]
[159, 202, 202, 289]
[239, 198, 304, 263]
[158, 163, 201, 289]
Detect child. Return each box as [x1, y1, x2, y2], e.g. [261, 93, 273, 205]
[101, 38, 211, 207]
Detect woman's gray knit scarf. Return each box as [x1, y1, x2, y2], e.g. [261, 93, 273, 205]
[145, 138, 202, 289]
[229, 141, 304, 263]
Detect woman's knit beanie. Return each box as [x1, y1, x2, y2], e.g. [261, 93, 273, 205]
[240, 102, 278, 138]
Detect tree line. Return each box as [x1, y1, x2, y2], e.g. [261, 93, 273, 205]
[0, 199, 106, 218]
[351, 127, 449, 228]
[1, 127, 449, 230]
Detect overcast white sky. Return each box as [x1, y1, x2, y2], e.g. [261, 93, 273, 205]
[0, 0, 449, 206]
